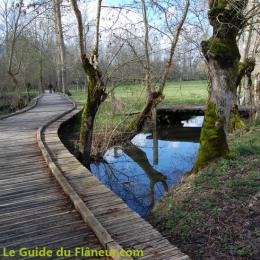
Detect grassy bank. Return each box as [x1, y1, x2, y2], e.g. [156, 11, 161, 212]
[70, 80, 208, 130]
[149, 126, 260, 259]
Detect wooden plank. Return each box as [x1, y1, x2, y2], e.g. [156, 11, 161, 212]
[0, 208, 76, 227]
[2, 225, 91, 248]
[0, 93, 189, 260]
[0, 94, 103, 255]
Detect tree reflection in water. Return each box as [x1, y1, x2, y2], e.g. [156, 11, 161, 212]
[123, 143, 169, 213]
[92, 142, 169, 217]
[91, 116, 203, 217]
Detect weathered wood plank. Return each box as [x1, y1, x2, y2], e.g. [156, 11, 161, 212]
[0, 94, 103, 258]
[42, 103, 190, 259]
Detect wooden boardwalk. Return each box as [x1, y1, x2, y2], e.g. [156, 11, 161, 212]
[0, 94, 189, 259]
[42, 98, 189, 259]
[0, 94, 104, 259]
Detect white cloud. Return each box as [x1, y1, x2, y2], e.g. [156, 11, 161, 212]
[131, 133, 149, 147]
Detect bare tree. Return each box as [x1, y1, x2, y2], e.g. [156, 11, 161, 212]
[130, 0, 190, 132]
[141, 0, 152, 95]
[238, 0, 257, 106]
[4, 0, 45, 105]
[71, 0, 107, 167]
[7, 0, 23, 100]
[53, 0, 67, 93]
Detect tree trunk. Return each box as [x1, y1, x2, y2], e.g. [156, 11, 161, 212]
[229, 57, 255, 132]
[111, 89, 116, 116]
[78, 58, 107, 168]
[193, 0, 248, 171]
[141, 0, 152, 96]
[240, 0, 255, 105]
[56, 56, 62, 92]
[255, 74, 260, 121]
[71, 0, 106, 168]
[130, 91, 164, 132]
[53, 0, 67, 93]
[194, 60, 237, 170]
[8, 70, 22, 107]
[39, 50, 44, 93]
[130, 0, 190, 132]
[79, 86, 106, 167]
[79, 102, 95, 169]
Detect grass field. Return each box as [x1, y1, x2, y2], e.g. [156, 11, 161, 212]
[69, 80, 208, 131]
[70, 80, 208, 106]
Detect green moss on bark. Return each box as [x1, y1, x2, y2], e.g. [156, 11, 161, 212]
[244, 58, 256, 77]
[78, 55, 108, 166]
[208, 1, 245, 40]
[79, 103, 88, 150]
[229, 112, 245, 132]
[193, 102, 229, 172]
[194, 0, 248, 172]
[237, 58, 256, 85]
[202, 0, 246, 68]
[201, 38, 240, 67]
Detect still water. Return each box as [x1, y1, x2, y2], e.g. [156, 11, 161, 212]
[91, 116, 204, 217]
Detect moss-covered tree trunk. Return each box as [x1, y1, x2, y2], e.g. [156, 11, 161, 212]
[194, 0, 248, 171]
[229, 57, 255, 132]
[71, 0, 106, 169]
[78, 57, 106, 168]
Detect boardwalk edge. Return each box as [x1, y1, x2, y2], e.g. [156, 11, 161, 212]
[36, 94, 133, 260]
[0, 94, 43, 120]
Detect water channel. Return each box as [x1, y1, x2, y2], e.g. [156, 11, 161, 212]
[90, 116, 204, 218]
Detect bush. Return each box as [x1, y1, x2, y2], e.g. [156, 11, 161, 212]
[65, 90, 72, 96]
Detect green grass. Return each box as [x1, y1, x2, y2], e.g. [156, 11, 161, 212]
[70, 80, 208, 106]
[69, 80, 208, 131]
[149, 126, 260, 259]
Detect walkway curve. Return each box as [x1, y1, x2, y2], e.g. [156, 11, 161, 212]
[40, 96, 190, 260]
[37, 96, 131, 260]
[0, 94, 104, 259]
